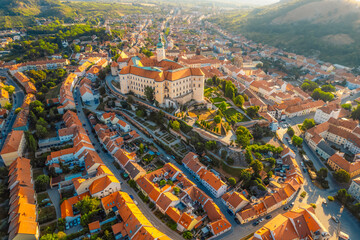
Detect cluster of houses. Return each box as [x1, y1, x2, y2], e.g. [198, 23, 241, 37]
[305, 117, 360, 177]
[250, 205, 330, 240]
[7, 157, 39, 240]
[221, 147, 303, 224]
[125, 152, 232, 238]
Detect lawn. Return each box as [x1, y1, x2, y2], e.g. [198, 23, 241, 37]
[224, 108, 238, 118]
[221, 162, 244, 177]
[38, 206, 57, 224]
[215, 102, 231, 108]
[33, 168, 44, 179]
[45, 83, 61, 100]
[211, 97, 226, 103]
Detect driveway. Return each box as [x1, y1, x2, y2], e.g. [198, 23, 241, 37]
[47, 187, 61, 219]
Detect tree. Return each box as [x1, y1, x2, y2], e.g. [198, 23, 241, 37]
[129, 179, 137, 189]
[301, 118, 315, 131]
[321, 84, 336, 92]
[159, 180, 166, 186]
[311, 88, 334, 102]
[75, 196, 100, 215]
[301, 79, 318, 92]
[144, 86, 155, 102]
[250, 159, 263, 174]
[3, 85, 15, 94]
[214, 115, 221, 124]
[341, 103, 352, 110]
[205, 140, 217, 151]
[334, 169, 350, 183]
[35, 175, 49, 192]
[291, 135, 303, 147]
[139, 143, 144, 154]
[228, 177, 236, 186]
[26, 133, 37, 152]
[167, 180, 174, 186]
[98, 69, 106, 80]
[4, 102, 12, 110]
[183, 231, 193, 240]
[351, 105, 360, 121]
[173, 187, 180, 195]
[235, 126, 253, 147]
[246, 106, 260, 118]
[36, 124, 48, 138]
[73, 44, 80, 53]
[239, 169, 252, 183]
[218, 101, 227, 112]
[40, 234, 59, 240]
[15, 107, 22, 114]
[287, 127, 295, 137]
[335, 189, 353, 204]
[234, 95, 244, 107]
[170, 120, 180, 131]
[317, 167, 328, 180]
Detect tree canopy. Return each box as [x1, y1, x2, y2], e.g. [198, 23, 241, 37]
[235, 126, 253, 147]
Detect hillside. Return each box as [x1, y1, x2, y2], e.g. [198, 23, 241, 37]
[0, 0, 154, 29]
[210, 0, 360, 67]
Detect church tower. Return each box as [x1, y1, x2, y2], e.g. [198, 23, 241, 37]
[156, 34, 166, 62]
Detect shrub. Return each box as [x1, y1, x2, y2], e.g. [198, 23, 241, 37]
[300, 191, 307, 198]
[328, 196, 334, 201]
[310, 203, 316, 209]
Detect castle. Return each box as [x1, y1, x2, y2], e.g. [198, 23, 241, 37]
[111, 35, 205, 107]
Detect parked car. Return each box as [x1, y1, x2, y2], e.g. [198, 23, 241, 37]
[129, 195, 134, 200]
[69, 222, 73, 228]
[252, 221, 259, 226]
[289, 202, 294, 208]
[332, 216, 339, 223]
[265, 215, 272, 220]
[283, 206, 289, 210]
[303, 168, 307, 173]
[227, 209, 234, 216]
[77, 218, 81, 225]
[259, 218, 264, 222]
[65, 223, 69, 230]
[234, 218, 240, 225]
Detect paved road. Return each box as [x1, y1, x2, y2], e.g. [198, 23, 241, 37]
[47, 187, 62, 219]
[0, 69, 25, 152]
[73, 85, 182, 240]
[277, 122, 360, 240]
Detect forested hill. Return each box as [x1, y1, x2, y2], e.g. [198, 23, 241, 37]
[210, 0, 360, 67]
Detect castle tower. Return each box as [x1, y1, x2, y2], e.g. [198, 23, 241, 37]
[157, 34, 166, 62]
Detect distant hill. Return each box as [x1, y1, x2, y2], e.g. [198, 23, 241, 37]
[210, 0, 360, 67]
[0, 0, 152, 29]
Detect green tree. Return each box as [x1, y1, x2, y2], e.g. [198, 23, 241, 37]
[317, 167, 328, 180]
[235, 126, 253, 147]
[170, 120, 180, 131]
[183, 231, 193, 239]
[173, 187, 180, 195]
[287, 127, 295, 137]
[139, 143, 144, 154]
[341, 103, 352, 110]
[301, 118, 315, 131]
[301, 79, 318, 92]
[205, 140, 217, 151]
[291, 135, 303, 147]
[218, 101, 227, 112]
[334, 169, 350, 183]
[15, 107, 21, 114]
[335, 189, 353, 204]
[40, 233, 59, 240]
[214, 115, 222, 124]
[351, 105, 360, 121]
[35, 175, 49, 192]
[73, 44, 80, 53]
[144, 86, 155, 102]
[159, 180, 166, 186]
[246, 106, 260, 118]
[27, 133, 37, 152]
[36, 124, 48, 138]
[4, 102, 12, 110]
[75, 196, 100, 215]
[250, 159, 263, 174]
[234, 95, 244, 107]
[239, 169, 252, 183]
[228, 177, 236, 186]
[321, 84, 336, 92]
[128, 179, 137, 189]
[3, 85, 15, 94]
